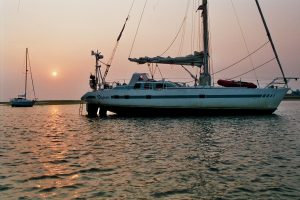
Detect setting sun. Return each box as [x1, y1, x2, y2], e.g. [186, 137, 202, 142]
[52, 71, 57, 77]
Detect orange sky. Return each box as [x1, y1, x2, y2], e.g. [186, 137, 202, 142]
[1, 0, 300, 101]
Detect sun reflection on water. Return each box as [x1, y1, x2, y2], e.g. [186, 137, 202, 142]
[30, 105, 82, 198]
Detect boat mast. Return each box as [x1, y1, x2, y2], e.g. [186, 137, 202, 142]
[24, 48, 28, 99]
[254, 0, 287, 85]
[199, 0, 211, 86]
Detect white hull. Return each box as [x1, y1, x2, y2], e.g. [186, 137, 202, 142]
[81, 1, 291, 117]
[82, 86, 288, 116]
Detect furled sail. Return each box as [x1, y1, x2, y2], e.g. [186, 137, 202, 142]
[129, 51, 204, 67]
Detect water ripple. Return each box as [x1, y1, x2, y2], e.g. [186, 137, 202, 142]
[0, 103, 299, 199]
[26, 174, 62, 181]
[0, 184, 13, 191]
[151, 188, 191, 198]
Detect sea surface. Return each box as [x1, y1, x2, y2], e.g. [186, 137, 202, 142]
[0, 101, 299, 199]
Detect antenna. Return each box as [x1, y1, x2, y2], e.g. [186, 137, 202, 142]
[91, 50, 104, 89]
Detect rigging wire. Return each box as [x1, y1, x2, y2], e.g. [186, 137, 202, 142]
[212, 41, 269, 75]
[102, 0, 135, 83]
[230, 0, 260, 86]
[116, 0, 135, 43]
[160, 0, 191, 56]
[128, 0, 148, 58]
[147, 63, 164, 80]
[197, 0, 202, 52]
[157, 64, 163, 79]
[181, 65, 198, 85]
[27, 53, 37, 100]
[152, 64, 163, 80]
[160, 19, 186, 56]
[190, 0, 196, 53]
[255, 0, 287, 85]
[148, 63, 156, 79]
[229, 57, 275, 80]
[18, 0, 21, 12]
[178, 0, 203, 85]
[178, 20, 187, 56]
[207, 1, 214, 86]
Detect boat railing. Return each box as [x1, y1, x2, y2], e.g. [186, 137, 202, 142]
[102, 81, 128, 89]
[266, 77, 299, 88]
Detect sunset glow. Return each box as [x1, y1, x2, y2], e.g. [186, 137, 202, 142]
[0, 0, 299, 101]
[52, 71, 57, 77]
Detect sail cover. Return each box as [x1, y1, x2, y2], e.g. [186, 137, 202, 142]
[129, 51, 204, 67]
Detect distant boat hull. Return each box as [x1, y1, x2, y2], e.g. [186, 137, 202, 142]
[10, 98, 35, 107]
[82, 86, 288, 116]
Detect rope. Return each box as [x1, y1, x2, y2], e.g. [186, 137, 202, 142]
[231, 0, 260, 86]
[27, 53, 37, 100]
[128, 0, 135, 19]
[102, 0, 135, 82]
[116, 0, 135, 42]
[128, 0, 148, 58]
[18, 0, 21, 12]
[229, 57, 275, 80]
[161, 0, 190, 56]
[178, 21, 186, 56]
[156, 64, 164, 79]
[208, 1, 214, 85]
[190, 0, 195, 53]
[212, 41, 269, 75]
[147, 63, 155, 78]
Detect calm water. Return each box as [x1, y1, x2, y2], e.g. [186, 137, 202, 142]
[0, 101, 299, 199]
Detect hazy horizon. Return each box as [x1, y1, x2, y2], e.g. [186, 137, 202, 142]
[1, 0, 300, 101]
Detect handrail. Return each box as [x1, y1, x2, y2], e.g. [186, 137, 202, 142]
[266, 77, 298, 88]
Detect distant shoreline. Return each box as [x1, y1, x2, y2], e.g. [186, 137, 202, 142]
[284, 96, 300, 100]
[36, 100, 83, 105]
[1, 97, 300, 106]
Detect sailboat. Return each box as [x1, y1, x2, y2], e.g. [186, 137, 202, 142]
[81, 0, 294, 117]
[10, 48, 37, 107]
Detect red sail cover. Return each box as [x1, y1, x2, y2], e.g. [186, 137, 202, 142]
[217, 79, 257, 88]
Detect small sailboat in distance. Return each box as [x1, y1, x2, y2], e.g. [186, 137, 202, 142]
[10, 48, 37, 107]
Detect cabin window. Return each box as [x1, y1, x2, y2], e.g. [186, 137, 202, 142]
[155, 83, 164, 90]
[164, 82, 177, 88]
[144, 83, 152, 90]
[134, 83, 141, 89]
[112, 95, 119, 99]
